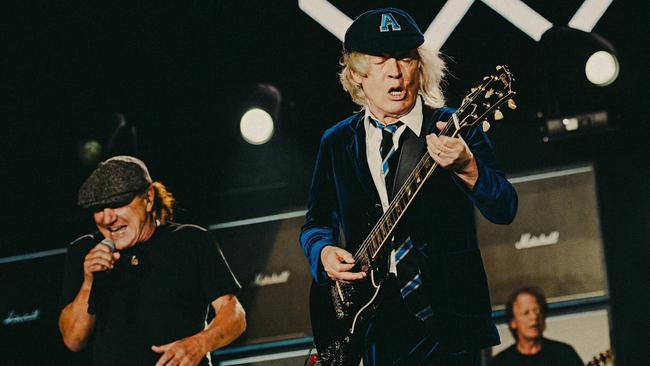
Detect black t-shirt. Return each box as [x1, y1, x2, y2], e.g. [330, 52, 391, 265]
[490, 338, 583, 366]
[60, 222, 241, 366]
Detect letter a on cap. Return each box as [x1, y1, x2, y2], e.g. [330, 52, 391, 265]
[379, 13, 401, 32]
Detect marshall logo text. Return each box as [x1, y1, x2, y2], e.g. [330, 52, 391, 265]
[514, 231, 560, 249]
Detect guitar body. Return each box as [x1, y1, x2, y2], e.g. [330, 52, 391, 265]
[310, 251, 390, 366]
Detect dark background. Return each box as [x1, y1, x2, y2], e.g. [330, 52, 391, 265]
[2, 0, 648, 364]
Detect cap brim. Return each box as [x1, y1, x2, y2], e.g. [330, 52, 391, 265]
[345, 35, 424, 55]
[80, 191, 138, 211]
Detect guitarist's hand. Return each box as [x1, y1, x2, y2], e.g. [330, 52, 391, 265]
[321, 246, 367, 283]
[427, 121, 479, 189]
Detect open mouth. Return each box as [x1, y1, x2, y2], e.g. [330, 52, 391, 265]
[108, 225, 127, 234]
[388, 87, 406, 100]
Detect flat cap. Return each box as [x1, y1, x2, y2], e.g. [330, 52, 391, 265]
[78, 156, 152, 210]
[344, 8, 424, 55]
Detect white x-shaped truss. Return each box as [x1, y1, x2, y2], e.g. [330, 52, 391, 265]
[298, 0, 613, 50]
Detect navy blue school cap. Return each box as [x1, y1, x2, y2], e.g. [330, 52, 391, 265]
[344, 8, 424, 55]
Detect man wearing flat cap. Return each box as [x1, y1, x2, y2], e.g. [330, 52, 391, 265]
[300, 7, 517, 366]
[59, 156, 246, 366]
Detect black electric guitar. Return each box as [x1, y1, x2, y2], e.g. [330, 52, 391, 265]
[309, 65, 517, 366]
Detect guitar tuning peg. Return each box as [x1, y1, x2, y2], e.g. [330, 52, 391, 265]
[494, 109, 503, 121]
[481, 121, 491, 132]
[508, 98, 517, 110]
[485, 88, 494, 98]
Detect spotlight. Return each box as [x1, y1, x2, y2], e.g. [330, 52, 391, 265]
[239, 83, 282, 145]
[240, 108, 274, 145]
[537, 26, 620, 117]
[585, 50, 619, 86]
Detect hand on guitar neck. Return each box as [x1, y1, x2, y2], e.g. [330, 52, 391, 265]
[426, 121, 479, 190]
[320, 246, 367, 283]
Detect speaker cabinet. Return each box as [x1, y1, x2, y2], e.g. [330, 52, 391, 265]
[210, 211, 312, 346]
[0, 250, 90, 365]
[476, 165, 608, 308]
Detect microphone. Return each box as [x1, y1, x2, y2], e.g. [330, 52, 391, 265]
[99, 238, 115, 253]
[87, 238, 116, 314]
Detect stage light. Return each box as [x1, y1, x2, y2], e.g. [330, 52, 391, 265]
[535, 26, 620, 117]
[240, 108, 274, 145]
[585, 50, 619, 86]
[423, 0, 474, 51]
[298, 0, 351, 41]
[543, 111, 609, 141]
[568, 0, 614, 33]
[238, 83, 282, 145]
[301, 0, 614, 52]
[481, 0, 552, 42]
[79, 139, 102, 165]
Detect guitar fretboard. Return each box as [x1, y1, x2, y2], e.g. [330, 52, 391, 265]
[351, 65, 515, 265]
[353, 120, 459, 264]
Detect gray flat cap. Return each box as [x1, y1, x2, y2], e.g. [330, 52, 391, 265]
[78, 156, 152, 210]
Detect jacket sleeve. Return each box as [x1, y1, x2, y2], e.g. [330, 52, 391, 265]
[454, 124, 518, 224]
[300, 133, 340, 284]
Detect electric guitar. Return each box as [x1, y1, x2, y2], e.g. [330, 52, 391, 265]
[309, 65, 517, 366]
[586, 349, 614, 366]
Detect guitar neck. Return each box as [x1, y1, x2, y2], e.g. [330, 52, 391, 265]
[352, 64, 516, 265]
[354, 117, 460, 263]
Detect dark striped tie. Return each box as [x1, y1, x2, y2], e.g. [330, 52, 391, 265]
[371, 119, 435, 326]
[394, 236, 434, 324]
[371, 118, 403, 194]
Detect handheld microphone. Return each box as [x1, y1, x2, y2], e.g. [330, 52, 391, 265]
[99, 238, 115, 253]
[88, 238, 116, 314]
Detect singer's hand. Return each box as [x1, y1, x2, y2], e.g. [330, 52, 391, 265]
[152, 336, 206, 366]
[83, 243, 120, 281]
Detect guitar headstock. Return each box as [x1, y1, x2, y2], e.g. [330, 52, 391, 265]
[453, 65, 516, 133]
[586, 349, 614, 366]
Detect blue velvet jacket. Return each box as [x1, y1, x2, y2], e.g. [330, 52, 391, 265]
[300, 106, 517, 351]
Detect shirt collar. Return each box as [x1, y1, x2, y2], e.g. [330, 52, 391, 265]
[364, 97, 423, 137]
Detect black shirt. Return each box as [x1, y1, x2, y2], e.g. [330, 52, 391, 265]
[490, 338, 583, 366]
[60, 223, 241, 366]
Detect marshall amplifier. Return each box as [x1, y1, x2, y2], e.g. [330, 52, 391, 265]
[0, 249, 90, 366]
[476, 165, 608, 309]
[209, 210, 313, 346]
